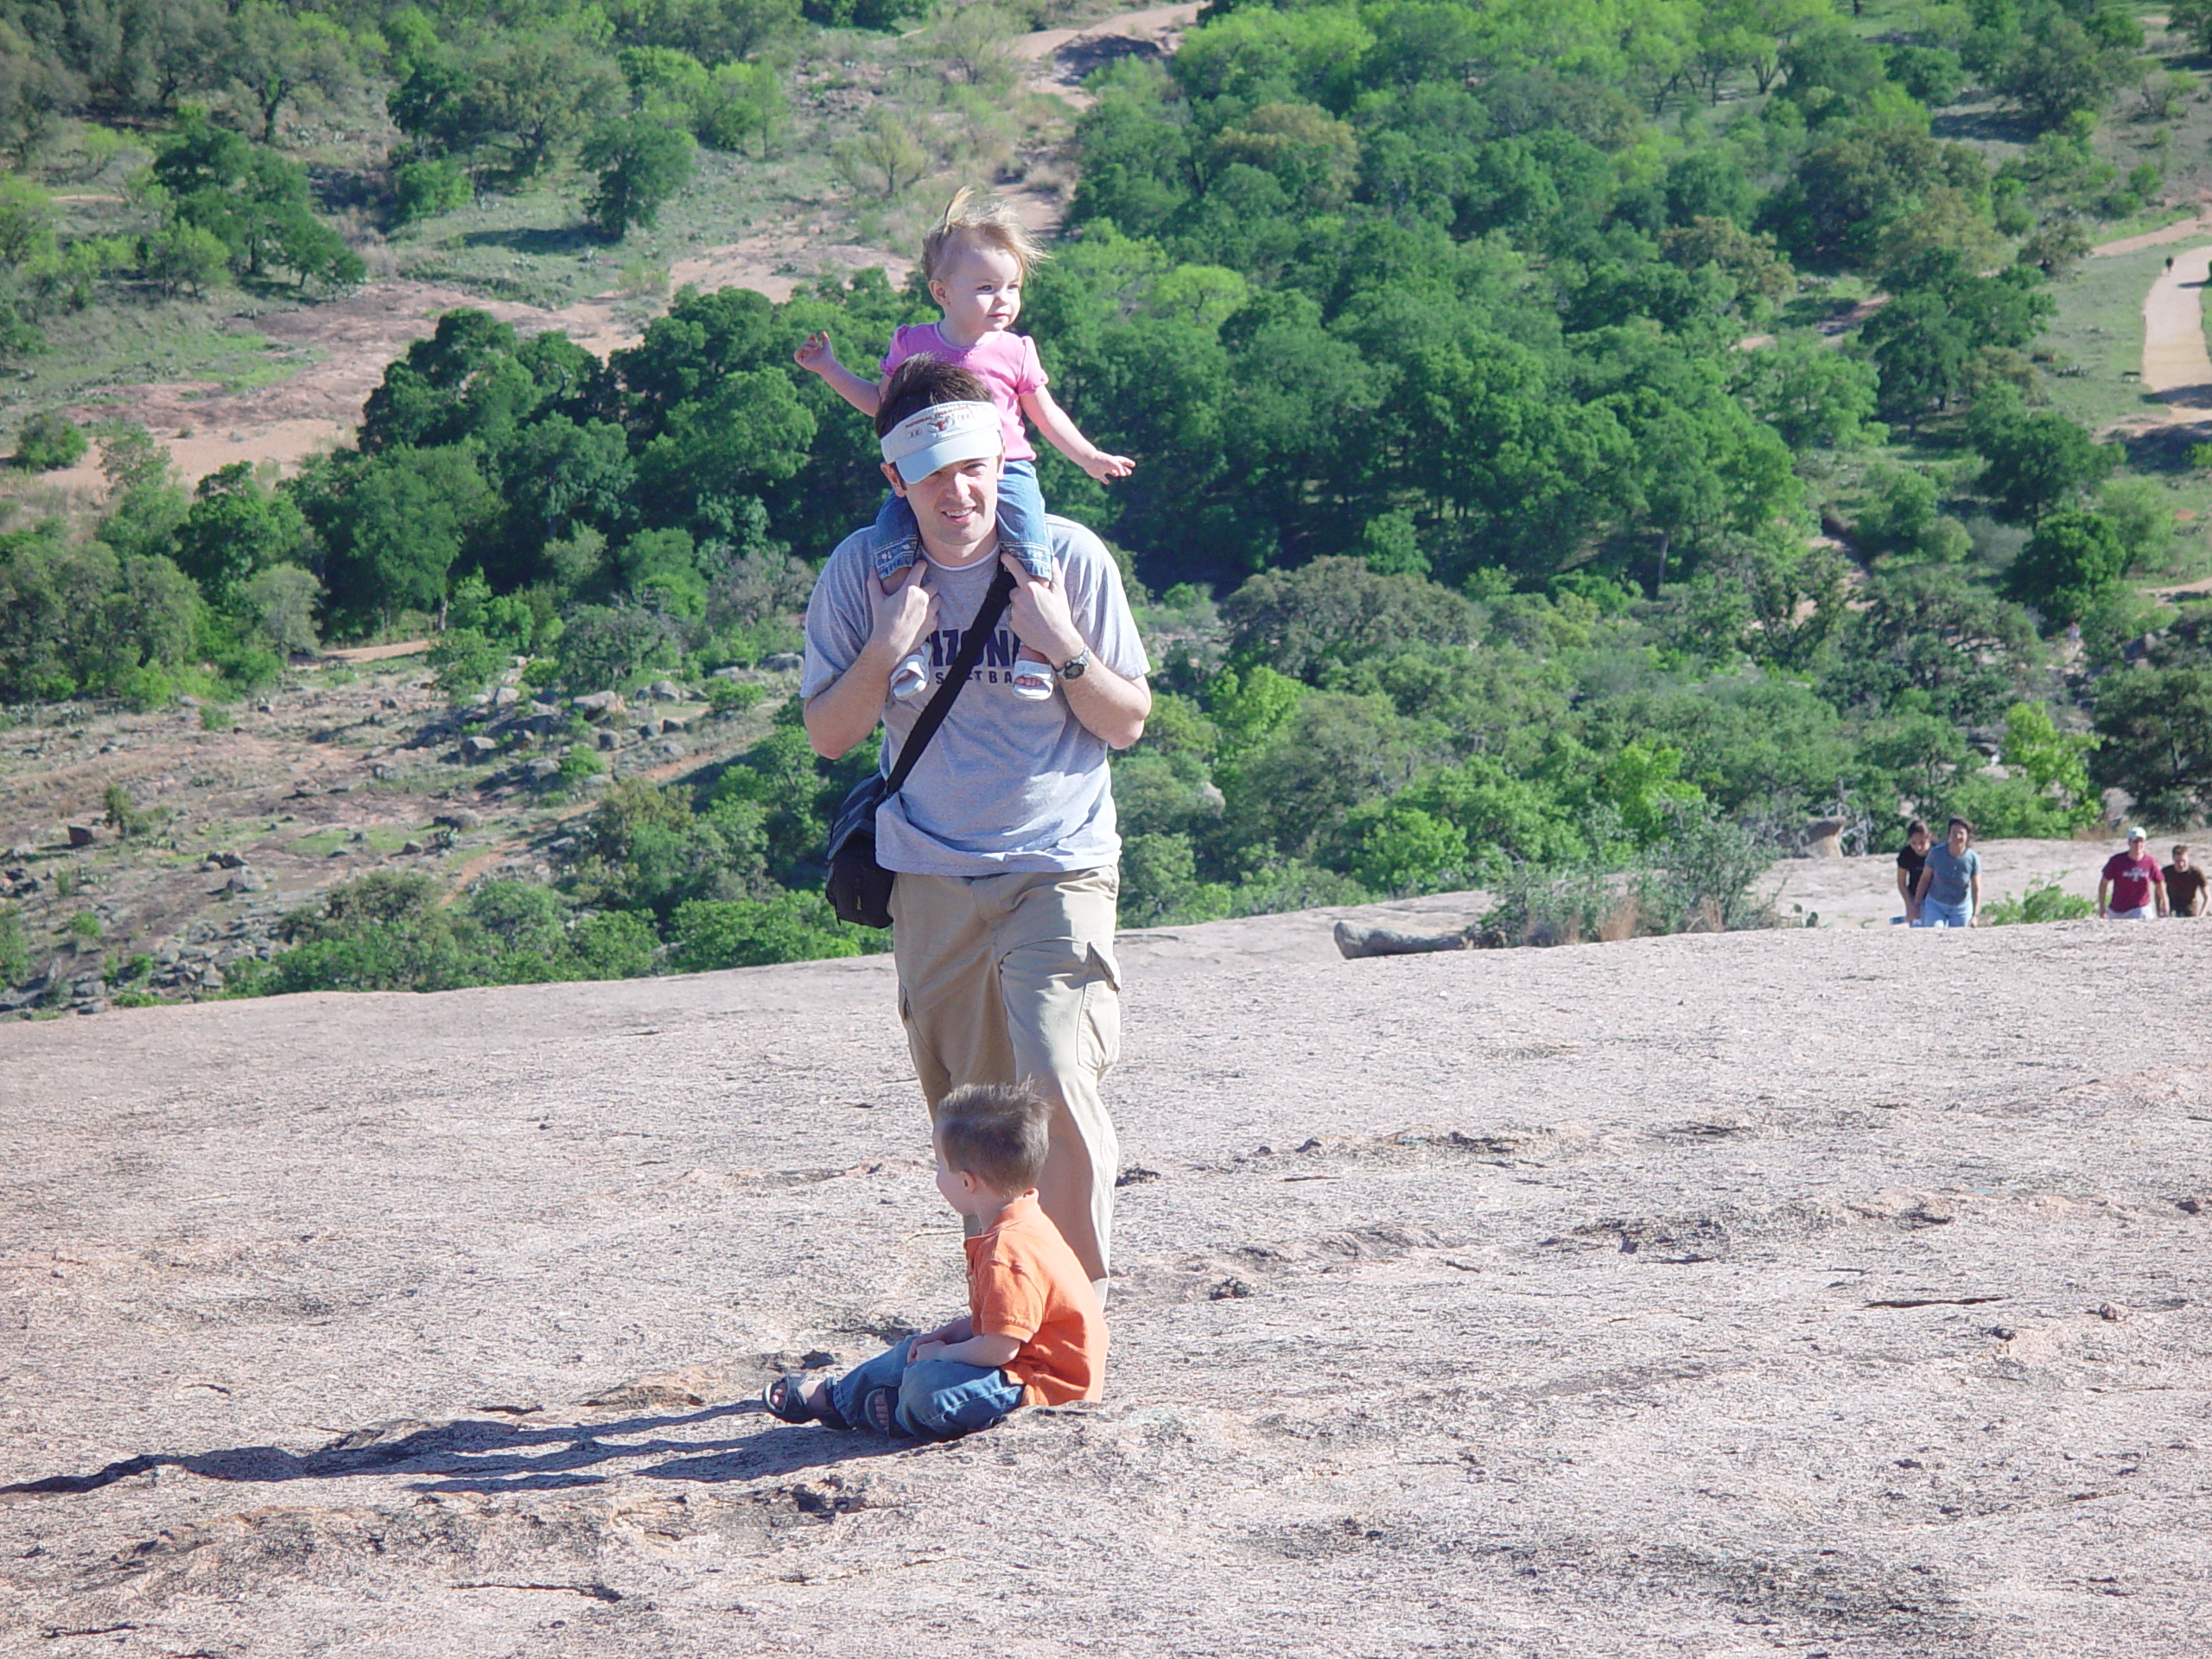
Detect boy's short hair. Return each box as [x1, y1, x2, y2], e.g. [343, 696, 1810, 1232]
[935, 1083, 1051, 1194]
[922, 187, 1050, 284]
[1905, 818, 1929, 837]
[1947, 816, 1973, 835]
[2177, 844, 2191, 855]
[875, 356, 995, 439]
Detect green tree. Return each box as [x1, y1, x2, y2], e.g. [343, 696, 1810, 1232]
[12, 410, 83, 470]
[315, 447, 498, 632]
[582, 115, 696, 238]
[391, 32, 625, 188]
[1970, 396, 2119, 527]
[667, 891, 864, 970]
[2091, 664, 2212, 824]
[173, 462, 310, 604]
[2005, 508, 2129, 627]
[152, 111, 364, 289]
[219, 3, 365, 143]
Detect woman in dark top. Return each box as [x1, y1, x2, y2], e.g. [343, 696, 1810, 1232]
[1896, 818, 1931, 925]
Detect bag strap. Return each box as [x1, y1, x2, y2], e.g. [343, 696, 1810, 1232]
[882, 563, 1018, 797]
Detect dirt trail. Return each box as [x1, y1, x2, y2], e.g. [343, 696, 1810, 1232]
[2136, 242, 2212, 410]
[2088, 213, 2212, 258]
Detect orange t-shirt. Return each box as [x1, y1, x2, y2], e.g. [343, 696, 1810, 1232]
[964, 1192, 1107, 1407]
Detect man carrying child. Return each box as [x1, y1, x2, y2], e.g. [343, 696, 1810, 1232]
[798, 356, 1149, 1302]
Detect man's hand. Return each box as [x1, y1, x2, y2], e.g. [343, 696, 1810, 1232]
[793, 330, 840, 376]
[871, 560, 939, 664]
[1001, 550, 1086, 665]
[1077, 450, 1135, 483]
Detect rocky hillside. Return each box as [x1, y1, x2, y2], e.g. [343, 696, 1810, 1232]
[0, 649, 802, 1015]
[2, 919, 2207, 1655]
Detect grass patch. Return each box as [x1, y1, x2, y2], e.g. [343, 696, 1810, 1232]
[0, 296, 321, 427]
[2038, 242, 2188, 430]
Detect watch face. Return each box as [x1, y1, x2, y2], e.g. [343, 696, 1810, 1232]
[1060, 652, 1089, 679]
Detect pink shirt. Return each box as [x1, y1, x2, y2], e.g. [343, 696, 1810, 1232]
[880, 324, 1045, 462]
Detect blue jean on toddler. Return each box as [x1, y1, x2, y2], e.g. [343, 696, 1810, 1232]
[826, 1335, 1026, 1440]
[872, 458, 1053, 582]
[1921, 899, 1972, 927]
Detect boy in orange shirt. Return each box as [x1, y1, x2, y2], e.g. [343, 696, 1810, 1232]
[764, 1083, 1106, 1439]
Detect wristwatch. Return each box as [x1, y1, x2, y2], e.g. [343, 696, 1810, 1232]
[1057, 650, 1090, 681]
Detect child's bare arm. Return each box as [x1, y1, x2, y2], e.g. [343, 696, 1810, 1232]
[1020, 385, 1133, 482]
[921, 1313, 975, 1345]
[794, 330, 884, 416]
[914, 1331, 1021, 1369]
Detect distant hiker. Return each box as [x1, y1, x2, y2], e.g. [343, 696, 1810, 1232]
[2164, 844, 2205, 918]
[1913, 817, 1981, 927]
[2099, 828, 2166, 919]
[762, 1084, 1106, 1440]
[794, 188, 1134, 702]
[1896, 817, 1931, 925]
[801, 354, 1149, 1297]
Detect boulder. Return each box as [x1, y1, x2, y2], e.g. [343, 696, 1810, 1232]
[761, 652, 804, 672]
[401, 841, 425, 856]
[434, 808, 482, 831]
[1333, 920, 1476, 960]
[573, 690, 625, 717]
[524, 757, 561, 782]
[461, 735, 499, 760]
[492, 685, 519, 708]
[709, 665, 748, 681]
[646, 679, 682, 702]
[66, 823, 95, 848]
[1801, 817, 1847, 860]
[223, 869, 266, 895]
[209, 849, 248, 869]
[595, 730, 620, 752]
[660, 716, 688, 735]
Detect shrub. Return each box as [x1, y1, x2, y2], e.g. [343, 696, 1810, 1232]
[13, 411, 85, 471]
[429, 626, 505, 698]
[200, 703, 235, 732]
[0, 904, 28, 986]
[67, 909, 100, 938]
[666, 891, 868, 971]
[1981, 879, 2094, 925]
[706, 678, 766, 715]
[101, 784, 167, 837]
[392, 158, 472, 227]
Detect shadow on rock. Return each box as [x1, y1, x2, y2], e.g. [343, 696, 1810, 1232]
[0, 1401, 916, 1502]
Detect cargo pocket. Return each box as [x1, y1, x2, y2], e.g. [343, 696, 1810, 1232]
[1077, 943, 1121, 1075]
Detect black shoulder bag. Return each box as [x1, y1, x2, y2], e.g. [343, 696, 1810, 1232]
[824, 564, 1017, 929]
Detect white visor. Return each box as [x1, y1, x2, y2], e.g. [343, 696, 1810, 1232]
[880, 400, 1001, 484]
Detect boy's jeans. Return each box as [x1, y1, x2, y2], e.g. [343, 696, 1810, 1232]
[827, 1335, 1026, 1440]
[1921, 899, 1973, 927]
[871, 458, 1053, 581]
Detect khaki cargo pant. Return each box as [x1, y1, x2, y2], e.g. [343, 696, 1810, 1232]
[889, 866, 1121, 1288]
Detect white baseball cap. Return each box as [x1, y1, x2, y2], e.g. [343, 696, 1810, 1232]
[879, 400, 1001, 483]
[2127, 826, 2147, 841]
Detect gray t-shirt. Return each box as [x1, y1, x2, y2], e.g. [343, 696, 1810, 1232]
[802, 516, 1150, 877]
[1922, 844, 1980, 907]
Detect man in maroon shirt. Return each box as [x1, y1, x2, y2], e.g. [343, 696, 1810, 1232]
[2098, 829, 2166, 920]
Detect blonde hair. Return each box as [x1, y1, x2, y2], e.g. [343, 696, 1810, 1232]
[922, 188, 1050, 283]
